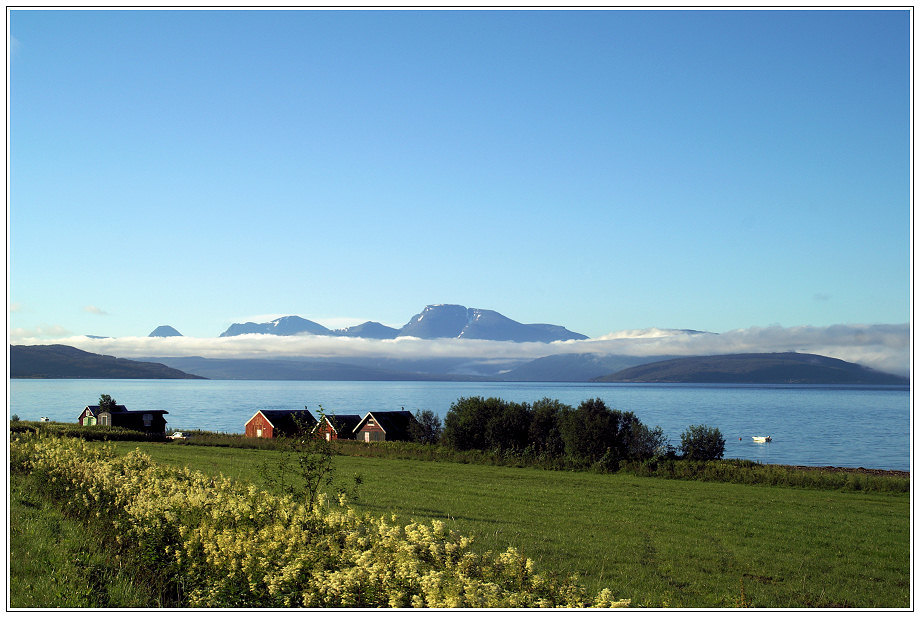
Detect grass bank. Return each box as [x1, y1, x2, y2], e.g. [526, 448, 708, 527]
[15, 422, 909, 493]
[10, 472, 159, 607]
[113, 441, 910, 608]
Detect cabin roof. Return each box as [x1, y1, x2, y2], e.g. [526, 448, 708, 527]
[320, 414, 363, 433]
[84, 405, 168, 416]
[252, 409, 316, 434]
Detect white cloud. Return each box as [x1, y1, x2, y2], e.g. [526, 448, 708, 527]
[11, 325, 73, 339]
[83, 305, 108, 315]
[8, 323, 910, 377]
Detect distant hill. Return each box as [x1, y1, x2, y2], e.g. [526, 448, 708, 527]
[11, 345, 206, 379]
[332, 321, 401, 339]
[217, 304, 587, 343]
[500, 353, 678, 382]
[593, 352, 909, 385]
[149, 325, 183, 337]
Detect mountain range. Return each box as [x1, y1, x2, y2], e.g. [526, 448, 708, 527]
[212, 304, 588, 343]
[11, 344, 908, 385]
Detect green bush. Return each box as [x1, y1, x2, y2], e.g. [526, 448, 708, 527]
[679, 424, 725, 461]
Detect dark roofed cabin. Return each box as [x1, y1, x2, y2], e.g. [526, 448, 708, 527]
[353, 410, 420, 443]
[245, 409, 317, 439]
[314, 414, 363, 441]
[79, 405, 168, 435]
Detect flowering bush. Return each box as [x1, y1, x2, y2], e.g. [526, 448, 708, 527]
[11, 434, 629, 609]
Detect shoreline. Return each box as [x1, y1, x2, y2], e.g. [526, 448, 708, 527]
[783, 464, 909, 477]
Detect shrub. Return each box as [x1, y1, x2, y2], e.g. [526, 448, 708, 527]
[679, 425, 726, 461]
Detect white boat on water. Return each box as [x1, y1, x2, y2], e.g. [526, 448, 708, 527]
[752, 436, 772, 443]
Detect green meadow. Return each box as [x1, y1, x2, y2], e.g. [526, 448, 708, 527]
[104, 441, 909, 608]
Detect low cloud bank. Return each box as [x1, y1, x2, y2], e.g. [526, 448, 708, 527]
[11, 323, 910, 377]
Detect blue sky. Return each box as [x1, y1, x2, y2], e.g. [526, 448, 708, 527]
[9, 9, 910, 346]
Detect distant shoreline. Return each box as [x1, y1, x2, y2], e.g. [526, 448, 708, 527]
[783, 464, 909, 477]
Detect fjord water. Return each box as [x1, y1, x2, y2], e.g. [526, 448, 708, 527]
[9, 379, 910, 471]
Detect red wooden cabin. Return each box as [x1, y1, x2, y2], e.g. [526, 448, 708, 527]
[245, 409, 316, 438]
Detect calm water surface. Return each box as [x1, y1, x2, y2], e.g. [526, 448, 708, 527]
[9, 379, 911, 471]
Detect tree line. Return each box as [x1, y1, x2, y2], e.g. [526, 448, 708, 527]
[412, 396, 725, 471]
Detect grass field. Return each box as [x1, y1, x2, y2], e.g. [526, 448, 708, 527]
[109, 441, 910, 608]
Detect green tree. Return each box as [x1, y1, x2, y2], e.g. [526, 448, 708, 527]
[409, 409, 443, 445]
[559, 399, 653, 471]
[559, 399, 619, 468]
[626, 419, 670, 461]
[528, 398, 569, 458]
[679, 424, 726, 461]
[98, 394, 116, 413]
[442, 396, 498, 451]
[484, 400, 532, 452]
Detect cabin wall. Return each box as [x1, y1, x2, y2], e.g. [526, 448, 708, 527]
[112, 414, 167, 434]
[317, 423, 338, 441]
[246, 414, 274, 438]
[357, 420, 386, 442]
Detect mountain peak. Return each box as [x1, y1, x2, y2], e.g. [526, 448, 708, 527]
[149, 325, 183, 337]
[333, 321, 400, 339]
[400, 304, 588, 342]
[219, 315, 331, 337]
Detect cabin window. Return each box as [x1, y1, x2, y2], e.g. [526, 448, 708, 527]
[367, 420, 375, 426]
[143, 414, 153, 427]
